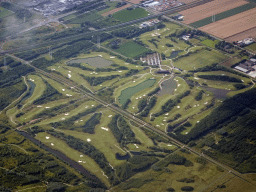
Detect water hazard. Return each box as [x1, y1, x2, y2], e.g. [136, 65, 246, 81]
[158, 78, 177, 96]
[20, 81, 36, 103]
[119, 79, 156, 106]
[67, 57, 113, 68]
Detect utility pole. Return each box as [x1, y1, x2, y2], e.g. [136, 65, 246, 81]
[49, 46, 52, 60]
[97, 35, 100, 49]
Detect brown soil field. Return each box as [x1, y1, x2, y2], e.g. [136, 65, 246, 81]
[199, 7, 256, 39]
[180, 0, 248, 24]
[126, 0, 142, 4]
[225, 27, 256, 42]
[102, 4, 131, 16]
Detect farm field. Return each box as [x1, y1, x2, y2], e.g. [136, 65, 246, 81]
[225, 27, 256, 42]
[112, 8, 149, 22]
[97, 1, 118, 15]
[246, 42, 256, 52]
[114, 41, 149, 58]
[102, 4, 131, 16]
[126, 0, 142, 4]
[65, 12, 102, 24]
[180, 0, 248, 25]
[0, 6, 14, 18]
[199, 7, 256, 39]
[172, 49, 229, 71]
[190, 3, 255, 28]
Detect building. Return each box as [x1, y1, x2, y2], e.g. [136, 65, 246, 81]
[234, 59, 256, 73]
[141, 53, 161, 66]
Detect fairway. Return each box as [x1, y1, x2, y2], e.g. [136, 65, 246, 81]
[0, 6, 13, 18]
[115, 41, 149, 58]
[173, 49, 228, 71]
[112, 8, 149, 22]
[190, 3, 256, 28]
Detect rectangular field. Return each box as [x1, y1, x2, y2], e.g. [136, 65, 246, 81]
[102, 4, 131, 16]
[190, 3, 255, 28]
[112, 7, 149, 22]
[66, 12, 102, 24]
[201, 39, 219, 48]
[115, 41, 149, 58]
[180, 0, 248, 25]
[0, 6, 13, 18]
[199, 7, 256, 39]
[246, 43, 256, 51]
[126, 0, 142, 4]
[225, 27, 256, 42]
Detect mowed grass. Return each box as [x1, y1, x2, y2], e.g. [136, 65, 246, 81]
[0, 6, 13, 18]
[172, 49, 228, 71]
[36, 132, 110, 187]
[115, 41, 149, 58]
[112, 8, 149, 22]
[98, 2, 118, 15]
[201, 39, 220, 48]
[190, 3, 256, 28]
[246, 42, 256, 51]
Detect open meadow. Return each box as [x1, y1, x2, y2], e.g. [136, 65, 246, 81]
[112, 8, 149, 22]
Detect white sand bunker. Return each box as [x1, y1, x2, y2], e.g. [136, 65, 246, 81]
[46, 136, 50, 139]
[156, 125, 160, 127]
[167, 144, 172, 147]
[62, 89, 65, 91]
[194, 77, 199, 80]
[100, 85, 102, 86]
[68, 74, 71, 78]
[91, 105, 94, 107]
[177, 106, 180, 108]
[51, 68, 55, 71]
[101, 127, 109, 131]
[118, 71, 122, 73]
[161, 123, 164, 125]
[61, 118, 65, 120]
[178, 84, 181, 87]
[98, 55, 102, 57]
[85, 106, 88, 108]
[134, 144, 139, 148]
[45, 107, 50, 109]
[83, 161, 86, 163]
[174, 89, 177, 91]
[143, 94, 146, 96]
[37, 105, 43, 108]
[78, 160, 82, 163]
[29, 79, 35, 82]
[136, 98, 138, 100]
[69, 71, 71, 73]
[66, 94, 72, 97]
[108, 115, 112, 118]
[80, 155, 83, 157]
[110, 56, 115, 58]
[163, 119, 166, 122]
[65, 113, 69, 116]
[197, 121, 200, 123]
[133, 81, 136, 82]
[204, 102, 208, 105]
[51, 143, 54, 146]
[87, 138, 91, 142]
[165, 113, 169, 115]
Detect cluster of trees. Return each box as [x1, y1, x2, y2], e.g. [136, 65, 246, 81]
[0, 145, 80, 190]
[215, 41, 235, 54]
[1, 2, 32, 19]
[33, 80, 62, 105]
[81, 74, 120, 86]
[51, 105, 102, 129]
[115, 155, 158, 181]
[111, 23, 165, 39]
[194, 90, 204, 101]
[76, 0, 105, 13]
[155, 91, 190, 117]
[125, 69, 139, 77]
[140, 96, 157, 117]
[82, 113, 102, 133]
[148, 38, 159, 48]
[122, 99, 131, 109]
[147, 87, 160, 96]
[108, 115, 139, 146]
[96, 87, 115, 103]
[166, 43, 174, 47]
[197, 75, 242, 83]
[82, 17, 120, 29]
[170, 89, 256, 143]
[47, 130, 119, 185]
[67, 63, 94, 71]
[137, 98, 147, 113]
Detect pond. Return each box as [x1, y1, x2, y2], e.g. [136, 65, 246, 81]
[67, 56, 113, 68]
[20, 81, 35, 103]
[118, 79, 156, 106]
[170, 50, 182, 58]
[158, 78, 177, 96]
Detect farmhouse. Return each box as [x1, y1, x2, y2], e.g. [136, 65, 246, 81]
[237, 38, 255, 47]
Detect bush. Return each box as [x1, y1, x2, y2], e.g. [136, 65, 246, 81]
[181, 186, 194, 191]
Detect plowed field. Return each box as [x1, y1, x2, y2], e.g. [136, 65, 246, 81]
[225, 27, 256, 42]
[199, 7, 256, 39]
[180, 0, 248, 24]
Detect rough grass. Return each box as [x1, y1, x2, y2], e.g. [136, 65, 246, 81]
[66, 12, 102, 24]
[112, 8, 149, 22]
[0, 6, 13, 18]
[201, 39, 219, 48]
[246, 42, 256, 51]
[190, 4, 256, 28]
[115, 41, 149, 58]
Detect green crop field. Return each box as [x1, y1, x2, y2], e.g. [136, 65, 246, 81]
[66, 12, 103, 24]
[190, 4, 256, 28]
[0, 6, 13, 18]
[173, 49, 228, 71]
[98, 2, 118, 15]
[115, 41, 149, 58]
[246, 42, 256, 51]
[201, 39, 219, 48]
[112, 8, 149, 22]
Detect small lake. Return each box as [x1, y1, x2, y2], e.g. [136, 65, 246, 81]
[203, 87, 230, 99]
[158, 78, 177, 96]
[170, 50, 182, 58]
[20, 81, 35, 103]
[119, 79, 156, 106]
[67, 57, 113, 68]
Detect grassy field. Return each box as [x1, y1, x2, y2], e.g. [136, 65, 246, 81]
[201, 39, 220, 48]
[66, 12, 103, 24]
[112, 8, 149, 22]
[115, 41, 149, 58]
[97, 2, 118, 15]
[190, 3, 256, 28]
[246, 42, 256, 51]
[172, 49, 229, 71]
[0, 6, 13, 18]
